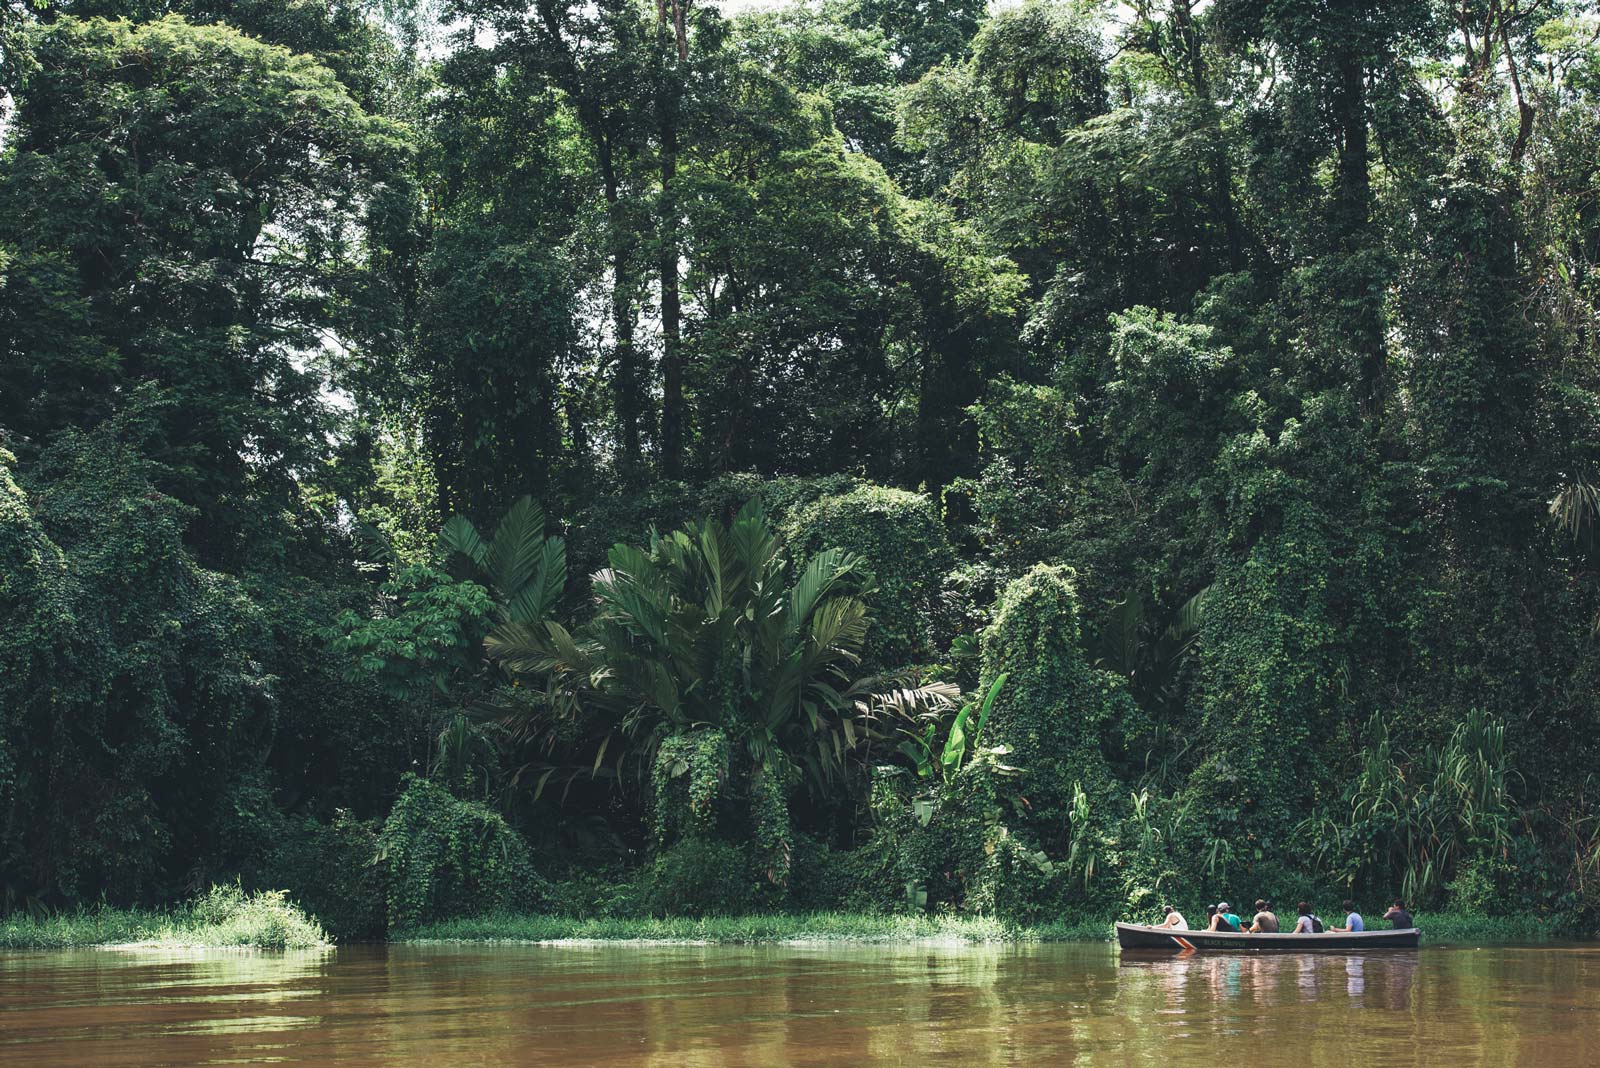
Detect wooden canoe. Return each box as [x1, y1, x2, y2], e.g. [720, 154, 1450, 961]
[1116, 921, 1421, 952]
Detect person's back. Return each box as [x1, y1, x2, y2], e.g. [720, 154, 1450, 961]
[1251, 899, 1279, 933]
[1157, 905, 1187, 930]
[1384, 900, 1414, 929]
[1291, 902, 1316, 934]
[1219, 904, 1243, 932]
[1332, 900, 1363, 932]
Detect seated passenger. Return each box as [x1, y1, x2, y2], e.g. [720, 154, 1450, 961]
[1290, 902, 1322, 934]
[1156, 905, 1188, 930]
[1209, 902, 1242, 932]
[1330, 900, 1364, 932]
[1383, 899, 1414, 929]
[1249, 899, 1280, 933]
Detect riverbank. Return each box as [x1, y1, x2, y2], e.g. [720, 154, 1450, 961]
[400, 912, 1112, 945]
[1, 903, 1577, 950]
[399, 909, 1577, 947]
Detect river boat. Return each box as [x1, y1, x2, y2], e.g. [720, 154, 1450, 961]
[1115, 921, 1421, 952]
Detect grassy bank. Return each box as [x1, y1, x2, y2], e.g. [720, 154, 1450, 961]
[2, 902, 1577, 951]
[0, 886, 330, 950]
[402, 912, 1114, 945]
[1412, 912, 1566, 945]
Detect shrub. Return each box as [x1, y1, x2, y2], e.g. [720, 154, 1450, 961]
[376, 775, 542, 932]
[266, 814, 387, 941]
[787, 832, 911, 914]
[183, 884, 329, 949]
[979, 564, 1140, 856]
[784, 485, 955, 669]
[641, 839, 766, 917]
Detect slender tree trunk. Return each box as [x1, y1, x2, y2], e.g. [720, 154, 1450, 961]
[671, 0, 688, 61]
[1333, 51, 1386, 419]
[1172, 0, 1243, 271]
[656, 8, 687, 480]
[659, 114, 684, 478]
[599, 137, 642, 480]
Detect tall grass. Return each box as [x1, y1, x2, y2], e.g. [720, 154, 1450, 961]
[1413, 911, 1565, 945]
[0, 885, 329, 950]
[404, 912, 1115, 944]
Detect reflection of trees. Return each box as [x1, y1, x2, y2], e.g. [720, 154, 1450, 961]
[6, 943, 1593, 1067]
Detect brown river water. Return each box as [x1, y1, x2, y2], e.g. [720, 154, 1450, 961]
[2, 942, 1597, 1067]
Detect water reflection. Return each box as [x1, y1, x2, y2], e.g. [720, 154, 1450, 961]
[0, 942, 1594, 1067]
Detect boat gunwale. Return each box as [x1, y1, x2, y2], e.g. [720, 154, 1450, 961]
[1115, 921, 1421, 951]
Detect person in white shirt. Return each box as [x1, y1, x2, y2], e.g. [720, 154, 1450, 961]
[1156, 905, 1187, 930]
[1291, 901, 1321, 934]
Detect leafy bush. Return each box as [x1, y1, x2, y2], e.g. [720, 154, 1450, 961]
[266, 814, 387, 941]
[979, 564, 1141, 860]
[0, 885, 328, 949]
[641, 839, 766, 917]
[0, 431, 274, 906]
[784, 485, 955, 669]
[376, 775, 542, 932]
[183, 884, 330, 949]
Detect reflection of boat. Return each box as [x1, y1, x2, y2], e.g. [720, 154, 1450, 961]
[1116, 922, 1421, 951]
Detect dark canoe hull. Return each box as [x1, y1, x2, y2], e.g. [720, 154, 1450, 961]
[1116, 922, 1420, 952]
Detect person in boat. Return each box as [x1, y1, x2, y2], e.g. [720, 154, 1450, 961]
[1330, 900, 1364, 932]
[1208, 902, 1243, 932]
[1156, 905, 1188, 930]
[1383, 899, 1414, 929]
[1249, 899, 1279, 933]
[1290, 902, 1323, 934]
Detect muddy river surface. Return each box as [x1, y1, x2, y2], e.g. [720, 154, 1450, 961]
[3, 941, 1596, 1066]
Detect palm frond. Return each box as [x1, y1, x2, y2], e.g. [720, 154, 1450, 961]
[440, 514, 488, 567]
[485, 496, 548, 601]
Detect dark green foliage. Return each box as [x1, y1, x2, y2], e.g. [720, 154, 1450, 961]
[376, 775, 542, 932]
[0, 16, 408, 564]
[783, 485, 954, 669]
[6, 0, 1600, 935]
[641, 839, 765, 917]
[263, 815, 387, 942]
[979, 564, 1143, 849]
[0, 430, 273, 905]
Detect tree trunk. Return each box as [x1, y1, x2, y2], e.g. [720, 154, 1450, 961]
[659, 116, 684, 478]
[1333, 51, 1386, 420]
[599, 137, 643, 481]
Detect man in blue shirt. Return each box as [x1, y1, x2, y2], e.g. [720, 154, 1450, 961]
[1331, 899, 1364, 932]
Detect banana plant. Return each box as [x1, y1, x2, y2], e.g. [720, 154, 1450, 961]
[939, 672, 1008, 778]
[858, 673, 1008, 783]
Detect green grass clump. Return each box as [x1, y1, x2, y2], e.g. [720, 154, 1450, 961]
[1413, 911, 1565, 945]
[0, 885, 329, 950]
[402, 911, 1114, 945]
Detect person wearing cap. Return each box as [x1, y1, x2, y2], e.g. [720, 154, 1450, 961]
[1156, 905, 1188, 930]
[1208, 902, 1243, 932]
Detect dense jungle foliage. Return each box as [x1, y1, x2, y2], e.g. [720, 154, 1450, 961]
[4, 0, 1600, 938]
